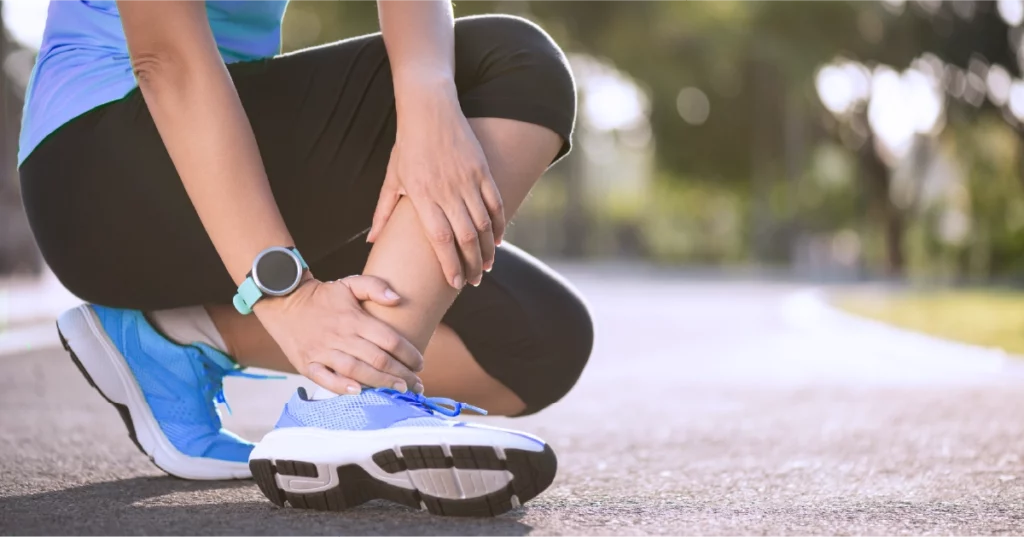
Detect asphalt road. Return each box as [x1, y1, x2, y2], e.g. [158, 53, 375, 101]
[2, 270, 1024, 535]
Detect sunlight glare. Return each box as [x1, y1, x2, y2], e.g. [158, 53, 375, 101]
[999, 0, 1024, 26]
[2, 0, 47, 50]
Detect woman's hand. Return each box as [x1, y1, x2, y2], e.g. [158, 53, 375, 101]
[254, 275, 424, 395]
[367, 86, 505, 289]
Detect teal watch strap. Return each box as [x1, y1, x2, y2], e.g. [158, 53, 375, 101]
[294, 249, 309, 270]
[233, 277, 262, 315]
[233, 247, 308, 315]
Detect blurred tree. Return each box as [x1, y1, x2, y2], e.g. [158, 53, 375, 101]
[856, 1, 1024, 280]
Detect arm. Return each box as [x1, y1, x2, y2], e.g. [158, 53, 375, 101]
[370, 0, 506, 288]
[377, 0, 456, 105]
[117, 1, 423, 393]
[117, 0, 291, 282]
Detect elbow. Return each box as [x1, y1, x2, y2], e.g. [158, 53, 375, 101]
[130, 49, 186, 96]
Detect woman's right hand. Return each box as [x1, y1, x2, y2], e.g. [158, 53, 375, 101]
[253, 275, 424, 395]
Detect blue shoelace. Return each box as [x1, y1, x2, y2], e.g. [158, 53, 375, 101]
[375, 387, 488, 417]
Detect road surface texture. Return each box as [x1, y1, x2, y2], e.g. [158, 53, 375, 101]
[2, 268, 1024, 535]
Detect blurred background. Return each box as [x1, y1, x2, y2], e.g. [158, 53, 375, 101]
[1, 0, 1023, 354]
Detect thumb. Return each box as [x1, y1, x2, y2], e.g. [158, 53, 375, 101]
[339, 276, 401, 305]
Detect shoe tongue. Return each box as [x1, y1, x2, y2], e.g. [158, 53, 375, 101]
[309, 386, 341, 400]
[191, 342, 236, 372]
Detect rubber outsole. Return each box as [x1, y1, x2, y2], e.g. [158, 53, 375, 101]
[250, 444, 557, 517]
[58, 323, 148, 457]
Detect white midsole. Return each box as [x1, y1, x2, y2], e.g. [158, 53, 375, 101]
[274, 459, 514, 499]
[251, 426, 545, 499]
[57, 305, 251, 480]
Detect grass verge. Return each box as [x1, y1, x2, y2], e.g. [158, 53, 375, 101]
[834, 289, 1024, 357]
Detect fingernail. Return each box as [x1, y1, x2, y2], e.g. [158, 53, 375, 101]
[472, 278, 481, 287]
[384, 288, 400, 300]
[413, 382, 424, 394]
[393, 381, 408, 393]
[346, 385, 361, 395]
[453, 275, 464, 289]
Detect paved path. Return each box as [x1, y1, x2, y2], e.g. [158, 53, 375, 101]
[2, 270, 1023, 535]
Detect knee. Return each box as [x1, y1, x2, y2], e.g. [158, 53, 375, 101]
[523, 275, 594, 414]
[553, 284, 595, 385]
[456, 15, 577, 116]
[463, 15, 566, 61]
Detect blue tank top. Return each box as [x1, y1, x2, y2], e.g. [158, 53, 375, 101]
[18, 0, 288, 165]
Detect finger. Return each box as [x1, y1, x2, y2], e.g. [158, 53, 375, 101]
[358, 315, 425, 373]
[480, 178, 506, 247]
[348, 338, 419, 387]
[465, 191, 495, 276]
[448, 202, 484, 287]
[368, 173, 401, 243]
[414, 199, 464, 289]
[306, 361, 361, 396]
[339, 276, 400, 305]
[368, 188, 400, 243]
[325, 345, 413, 392]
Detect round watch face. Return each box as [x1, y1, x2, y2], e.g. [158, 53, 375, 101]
[253, 248, 301, 296]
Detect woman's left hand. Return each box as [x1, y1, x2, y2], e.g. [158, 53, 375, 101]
[367, 87, 505, 290]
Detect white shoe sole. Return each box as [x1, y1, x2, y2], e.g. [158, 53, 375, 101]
[249, 425, 557, 516]
[56, 305, 251, 480]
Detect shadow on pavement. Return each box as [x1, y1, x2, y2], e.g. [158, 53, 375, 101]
[0, 476, 534, 536]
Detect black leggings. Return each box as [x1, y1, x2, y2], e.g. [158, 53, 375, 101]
[19, 15, 592, 415]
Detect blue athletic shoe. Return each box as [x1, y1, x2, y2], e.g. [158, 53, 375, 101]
[249, 388, 557, 516]
[57, 304, 260, 480]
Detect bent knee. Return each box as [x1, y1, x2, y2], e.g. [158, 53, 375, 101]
[455, 15, 577, 119]
[457, 14, 567, 61]
[518, 275, 595, 415]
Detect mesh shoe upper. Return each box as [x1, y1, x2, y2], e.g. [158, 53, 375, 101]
[91, 304, 256, 462]
[274, 388, 485, 431]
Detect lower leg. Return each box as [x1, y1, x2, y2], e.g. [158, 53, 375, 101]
[202, 118, 560, 410]
[357, 118, 561, 349]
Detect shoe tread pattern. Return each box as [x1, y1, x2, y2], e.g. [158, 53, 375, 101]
[250, 444, 556, 517]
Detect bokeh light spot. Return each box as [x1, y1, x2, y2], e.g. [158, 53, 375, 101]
[676, 87, 710, 126]
[987, 64, 1012, 106]
[1008, 79, 1024, 119]
[998, 0, 1024, 26]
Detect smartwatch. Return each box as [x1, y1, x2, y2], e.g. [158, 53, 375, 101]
[233, 246, 309, 315]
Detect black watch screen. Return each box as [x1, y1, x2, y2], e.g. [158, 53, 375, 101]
[253, 248, 302, 296]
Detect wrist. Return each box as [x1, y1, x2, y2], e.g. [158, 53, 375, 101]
[392, 64, 455, 94]
[393, 69, 459, 121]
[233, 246, 310, 315]
[253, 272, 315, 315]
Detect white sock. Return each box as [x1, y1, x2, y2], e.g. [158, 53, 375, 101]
[310, 387, 340, 400]
[148, 306, 230, 355]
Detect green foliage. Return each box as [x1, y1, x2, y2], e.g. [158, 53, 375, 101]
[948, 118, 1024, 280]
[642, 175, 746, 264]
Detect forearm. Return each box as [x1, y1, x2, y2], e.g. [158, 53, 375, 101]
[377, 0, 459, 120]
[119, 1, 293, 285]
[141, 62, 292, 284]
